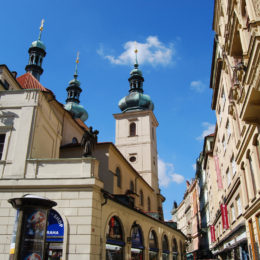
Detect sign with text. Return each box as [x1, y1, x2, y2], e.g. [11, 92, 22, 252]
[210, 225, 216, 242]
[221, 204, 229, 229]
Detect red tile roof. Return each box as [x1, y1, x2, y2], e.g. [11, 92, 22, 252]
[75, 118, 89, 131]
[17, 73, 52, 93]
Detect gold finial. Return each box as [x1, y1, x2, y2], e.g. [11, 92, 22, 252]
[40, 19, 44, 32]
[134, 41, 138, 65]
[134, 41, 138, 54]
[76, 51, 80, 64]
[75, 52, 80, 76]
[38, 19, 45, 41]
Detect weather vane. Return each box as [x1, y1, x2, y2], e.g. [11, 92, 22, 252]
[75, 52, 80, 76]
[134, 41, 138, 65]
[38, 19, 45, 40]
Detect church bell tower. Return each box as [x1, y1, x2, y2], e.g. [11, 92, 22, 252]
[113, 49, 159, 193]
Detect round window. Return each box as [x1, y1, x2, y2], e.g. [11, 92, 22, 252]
[129, 156, 136, 162]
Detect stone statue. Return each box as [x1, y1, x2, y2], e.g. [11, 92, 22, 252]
[81, 126, 99, 157]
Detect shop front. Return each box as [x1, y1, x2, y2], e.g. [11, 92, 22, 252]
[131, 224, 144, 260]
[106, 216, 125, 260]
[45, 209, 64, 260]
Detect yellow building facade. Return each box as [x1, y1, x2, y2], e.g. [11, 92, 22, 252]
[0, 30, 186, 260]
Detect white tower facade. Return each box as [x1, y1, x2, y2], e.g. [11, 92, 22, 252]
[114, 110, 159, 192]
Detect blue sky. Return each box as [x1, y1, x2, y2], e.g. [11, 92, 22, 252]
[0, 0, 216, 220]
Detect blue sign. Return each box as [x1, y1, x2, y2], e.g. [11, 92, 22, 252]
[46, 210, 64, 242]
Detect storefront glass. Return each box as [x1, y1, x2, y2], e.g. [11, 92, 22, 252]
[172, 238, 178, 260]
[162, 235, 169, 260]
[131, 224, 144, 260]
[106, 216, 124, 260]
[149, 230, 158, 260]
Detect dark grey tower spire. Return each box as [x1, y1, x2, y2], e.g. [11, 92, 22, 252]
[25, 19, 46, 81]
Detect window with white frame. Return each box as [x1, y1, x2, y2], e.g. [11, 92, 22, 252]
[222, 135, 226, 152]
[226, 168, 231, 186]
[236, 196, 242, 216]
[221, 89, 226, 111]
[231, 204, 236, 222]
[226, 119, 231, 140]
[231, 155, 236, 176]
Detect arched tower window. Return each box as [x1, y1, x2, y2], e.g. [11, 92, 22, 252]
[130, 180, 134, 192]
[116, 167, 121, 188]
[147, 197, 151, 212]
[35, 55, 39, 65]
[140, 190, 144, 206]
[130, 122, 136, 137]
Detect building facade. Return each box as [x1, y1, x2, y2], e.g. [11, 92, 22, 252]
[0, 24, 186, 260]
[171, 180, 200, 259]
[209, 0, 260, 259]
[172, 1, 260, 259]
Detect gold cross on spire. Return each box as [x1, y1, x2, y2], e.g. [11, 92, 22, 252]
[38, 19, 45, 41]
[75, 52, 80, 76]
[76, 51, 80, 64]
[40, 19, 44, 32]
[134, 41, 138, 65]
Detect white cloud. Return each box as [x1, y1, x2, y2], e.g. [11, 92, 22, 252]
[158, 158, 185, 187]
[196, 122, 215, 141]
[192, 163, 196, 171]
[98, 36, 175, 66]
[190, 80, 206, 93]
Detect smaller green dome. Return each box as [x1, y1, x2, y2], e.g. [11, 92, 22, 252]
[69, 78, 80, 85]
[31, 40, 46, 51]
[64, 102, 88, 122]
[130, 64, 142, 76]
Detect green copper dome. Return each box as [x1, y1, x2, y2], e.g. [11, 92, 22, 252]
[118, 62, 154, 113]
[130, 64, 143, 76]
[31, 40, 46, 51]
[64, 57, 88, 122]
[119, 92, 154, 112]
[64, 102, 88, 122]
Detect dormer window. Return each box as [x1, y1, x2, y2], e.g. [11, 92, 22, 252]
[129, 122, 136, 137]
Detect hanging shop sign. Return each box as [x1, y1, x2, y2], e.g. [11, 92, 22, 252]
[210, 225, 216, 242]
[221, 204, 229, 230]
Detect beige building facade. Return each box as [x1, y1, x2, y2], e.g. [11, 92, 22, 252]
[172, 0, 260, 259]
[0, 26, 186, 260]
[208, 0, 260, 259]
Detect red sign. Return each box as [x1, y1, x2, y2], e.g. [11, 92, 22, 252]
[214, 156, 223, 189]
[221, 204, 229, 229]
[210, 225, 216, 242]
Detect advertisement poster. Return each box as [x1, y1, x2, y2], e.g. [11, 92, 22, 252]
[46, 209, 64, 242]
[20, 209, 47, 260]
[9, 210, 19, 259]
